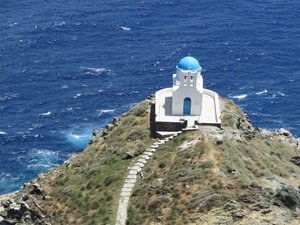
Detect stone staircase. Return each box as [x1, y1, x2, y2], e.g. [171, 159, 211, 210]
[115, 131, 182, 225]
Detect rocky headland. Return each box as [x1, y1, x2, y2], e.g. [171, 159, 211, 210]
[1, 97, 300, 225]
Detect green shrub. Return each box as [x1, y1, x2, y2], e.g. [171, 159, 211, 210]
[121, 115, 138, 126]
[127, 126, 150, 141]
[130, 102, 148, 117]
[199, 160, 215, 169]
[104, 173, 121, 187]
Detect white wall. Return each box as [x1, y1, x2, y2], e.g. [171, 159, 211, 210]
[171, 70, 204, 116]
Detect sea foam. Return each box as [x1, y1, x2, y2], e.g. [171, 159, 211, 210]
[66, 133, 92, 149]
[40, 112, 51, 116]
[97, 109, 115, 117]
[231, 94, 248, 100]
[119, 26, 131, 31]
[80, 67, 111, 76]
[256, 89, 268, 95]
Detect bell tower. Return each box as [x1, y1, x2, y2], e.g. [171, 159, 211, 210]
[172, 56, 204, 116]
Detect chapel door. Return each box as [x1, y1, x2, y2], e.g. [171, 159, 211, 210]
[183, 97, 191, 115]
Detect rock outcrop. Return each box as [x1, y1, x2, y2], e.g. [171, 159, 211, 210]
[0, 182, 50, 225]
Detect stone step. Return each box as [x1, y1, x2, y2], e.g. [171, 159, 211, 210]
[140, 155, 150, 160]
[121, 191, 131, 197]
[124, 183, 135, 188]
[144, 151, 153, 156]
[118, 197, 129, 204]
[127, 174, 137, 179]
[129, 166, 141, 171]
[147, 148, 156, 152]
[125, 178, 137, 184]
[121, 187, 132, 192]
[158, 140, 166, 144]
[135, 162, 145, 168]
[137, 158, 147, 164]
[129, 169, 138, 175]
[120, 196, 129, 202]
[151, 144, 159, 148]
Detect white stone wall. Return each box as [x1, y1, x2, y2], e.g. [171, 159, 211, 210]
[155, 88, 173, 121]
[172, 87, 203, 116]
[202, 89, 221, 124]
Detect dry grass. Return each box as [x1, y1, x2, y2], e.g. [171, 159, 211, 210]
[37, 101, 155, 225]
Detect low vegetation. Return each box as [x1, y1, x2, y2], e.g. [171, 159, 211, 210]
[37, 101, 154, 225]
[126, 99, 300, 224]
[5, 98, 300, 225]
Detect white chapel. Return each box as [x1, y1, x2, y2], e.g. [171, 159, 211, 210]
[154, 56, 221, 134]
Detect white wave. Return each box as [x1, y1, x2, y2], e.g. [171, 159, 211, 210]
[97, 109, 115, 117]
[256, 89, 268, 95]
[26, 148, 60, 169]
[62, 107, 74, 113]
[0, 93, 18, 102]
[231, 94, 248, 100]
[120, 26, 131, 31]
[268, 94, 277, 99]
[0, 131, 7, 135]
[53, 21, 66, 27]
[80, 67, 110, 76]
[66, 133, 92, 149]
[277, 91, 285, 96]
[40, 111, 51, 116]
[61, 85, 69, 89]
[9, 22, 18, 27]
[130, 91, 140, 94]
[74, 93, 82, 99]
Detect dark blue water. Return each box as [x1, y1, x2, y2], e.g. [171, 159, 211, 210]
[0, 0, 299, 194]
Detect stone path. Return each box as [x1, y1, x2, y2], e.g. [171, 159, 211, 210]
[115, 131, 182, 225]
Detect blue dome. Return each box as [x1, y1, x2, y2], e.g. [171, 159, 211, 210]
[176, 56, 202, 72]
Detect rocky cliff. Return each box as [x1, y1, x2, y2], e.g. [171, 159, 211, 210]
[1, 97, 300, 225]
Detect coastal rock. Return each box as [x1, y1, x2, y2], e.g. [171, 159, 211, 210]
[21, 195, 28, 202]
[0, 210, 7, 218]
[90, 130, 105, 144]
[278, 128, 291, 137]
[42, 196, 51, 201]
[231, 210, 245, 221]
[123, 152, 134, 160]
[22, 213, 32, 224]
[238, 116, 256, 140]
[106, 124, 114, 131]
[290, 156, 300, 167]
[0, 219, 18, 225]
[248, 202, 270, 211]
[30, 183, 43, 195]
[150, 179, 163, 189]
[275, 186, 300, 209]
[113, 117, 120, 126]
[215, 135, 223, 145]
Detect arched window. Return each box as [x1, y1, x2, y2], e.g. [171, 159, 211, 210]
[183, 97, 191, 115]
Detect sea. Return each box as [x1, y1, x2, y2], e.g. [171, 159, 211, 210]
[0, 0, 299, 194]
